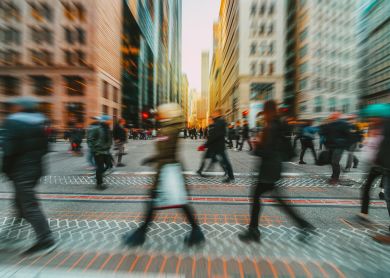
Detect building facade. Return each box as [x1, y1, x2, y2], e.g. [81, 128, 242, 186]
[358, 0, 390, 104]
[0, 0, 122, 129]
[209, 22, 222, 116]
[212, 0, 286, 122]
[285, 0, 361, 119]
[201, 51, 210, 99]
[181, 74, 188, 125]
[122, 0, 182, 127]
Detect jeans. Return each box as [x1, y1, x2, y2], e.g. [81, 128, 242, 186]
[361, 166, 383, 214]
[95, 154, 111, 185]
[299, 140, 317, 162]
[215, 151, 234, 179]
[330, 148, 344, 180]
[239, 138, 252, 151]
[13, 178, 52, 242]
[87, 148, 95, 166]
[249, 181, 309, 229]
[345, 143, 359, 169]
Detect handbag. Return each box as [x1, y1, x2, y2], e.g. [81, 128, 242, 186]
[153, 163, 188, 209]
[317, 150, 331, 166]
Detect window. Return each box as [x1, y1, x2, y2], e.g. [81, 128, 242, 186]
[103, 81, 109, 99]
[250, 43, 256, 55]
[299, 45, 308, 58]
[268, 23, 274, 35]
[299, 78, 308, 91]
[328, 97, 336, 112]
[299, 62, 308, 74]
[113, 87, 119, 103]
[30, 76, 53, 96]
[0, 50, 20, 65]
[259, 23, 265, 35]
[0, 27, 21, 45]
[64, 50, 74, 65]
[250, 63, 256, 75]
[250, 4, 256, 16]
[0, 76, 20, 96]
[269, 62, 274, 75]
[64, 28, 74, 44]
[259, 62, 265, 75]
[0, 2, 21, 21]
[300, 28, 308, 41]
[30, 2, 52, 22]
[102, 105, 108, 115]
[76, 50, 86, 65]
[64, 76, 85, 95]
[31, 50, 52, 66]
[269, 3, 275, 15]
[314, 96, 323, 112]
[31, 27, 53, 44]
[74, 3, 86, 21]
[76, 28, 86, 44]
[63, 2, 75, 21]
[65, 102, 85, 125]
[259, 4, 265, 15]
[259, 42, 267, 55]
[113, 108, 118, 118]
[342, 98, 349, 113]
[269, 42, 274, 55]
[41, 3, 53, 22]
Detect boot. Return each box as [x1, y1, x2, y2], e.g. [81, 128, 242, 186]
[184, 227, 205, 247]
[238, 227, 260, 243]
[123, 228, 146, 247]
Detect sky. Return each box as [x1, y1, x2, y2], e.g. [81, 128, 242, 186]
[182, 0, 220, 92]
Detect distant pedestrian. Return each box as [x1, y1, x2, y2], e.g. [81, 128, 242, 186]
[199, 127, 204, 139]
[123, 103, 205, 247]
[88, 115, 113, 190]
[69, 124, 84, 155]
[344, 116, 363, 171]
[113, 118, 127, 167]
[299, 120, 317, 164]
[227, 123, 235, 149]
[1, 97, 56, 256]
[238, 120, 252, 151]
[234, 121, 241, 150]
[238, 100, 314, 243]
[86, 117, 100, 168]
[321, 112, 352, 185]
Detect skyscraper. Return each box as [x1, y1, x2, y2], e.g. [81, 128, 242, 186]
[201, 51, 210, 99]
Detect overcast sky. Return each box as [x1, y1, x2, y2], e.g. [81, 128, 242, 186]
[182, 0, 220, 92]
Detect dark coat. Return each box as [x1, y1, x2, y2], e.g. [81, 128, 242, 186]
[376, 119, 390, 171]
[321, 120, 351, 149]
[205, 117, 227, 153]
[256, 117, 285, 183]
[87, 123, 113, 155]
[113, 124, 127, 142]
[242, 124, 250, 139]
[2, 112, 48, 181]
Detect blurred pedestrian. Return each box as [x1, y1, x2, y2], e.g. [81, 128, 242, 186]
[238, 100, 314, 243]
[344, 116, 363, 171]
[113, 118, 127, 167]
[299, 120, 317, 164]
[227, 123, 235, 149]
[123, 103, 205, 247]
[372, 119, 390, 244]
[86, 117, 100, 169]
[234, 121, 241, 150]
[1, 97, 56, 256]
[69, 124, 84, 155]
[321, 112, 352, 185]
[199, 127, 204, 139]
[206, 109, 235, 183]
[238, 120, 252, 151]
[88, 115, 113, 190]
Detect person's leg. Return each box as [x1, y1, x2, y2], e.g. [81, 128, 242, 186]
[299, 140, 307, 163]
[331, 149, 343, 180]
[15, 179, 52, 243]
[308, 142, 317, 162]
[361, 167, 381, 214]
[95, 155, 105, 187]
[218, 151, 234, 180]
[247, 139, 253, 151]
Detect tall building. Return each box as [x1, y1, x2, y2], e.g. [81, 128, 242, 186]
[0, 0, 122, 128]
[201, 51, 210, 99]
[285, 0, 361, 119]
[121, 0, 182, 127]
[358, 0, 390, 104]
[209, 22, 222, 116]
[214, 0, 286, 122]
[181, 74, 189, 125]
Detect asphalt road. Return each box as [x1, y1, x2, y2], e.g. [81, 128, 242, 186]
[0, 140, 389, 277]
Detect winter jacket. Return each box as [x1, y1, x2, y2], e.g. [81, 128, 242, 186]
[376, 119, 390, 171]
[87, 123, 113, 155]
[2, 112, 48, 181]
[321, 120, 351, 149]
[205, 117, 227, 153]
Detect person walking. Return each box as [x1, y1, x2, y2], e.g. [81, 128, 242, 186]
[1, 97, 56, 256]
[238, 120, 252, 151]
[205, 109, 235, 183]
[123, 103, 205, 247]
[199, 127, 204, 139]
[113, 118, 127, 167]
[69, 124, 84, 155]
[238, 100, 314, 243]
[234, 121, 241, 150]
[86, 117, 100, 169]
[321, 112, 352, 185]
[227, 123, 235, 149]
[298, 120, 318, 164]
[344, 117, 363, 171]
[88, 115, 113, 190]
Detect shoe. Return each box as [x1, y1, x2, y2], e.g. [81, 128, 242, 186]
[184, 227, 205, 247]
[196, 170, 205, 177]
[222, 177, 234, 183]
[357, 213, 371, 222]
[22, 238, 57, 257]
[96, 184, 108, 190]
[116, 163, 126, 167]
[379, 191, 385, 200]
[123, 229, 146, 247]
[372, 234, 390, 245]
[328, 178, 339, 185]
[238, 228, 260, 243]
[299, 161, 307, 164]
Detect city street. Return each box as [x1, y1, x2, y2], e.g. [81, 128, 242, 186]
[0, 139, 389, 277]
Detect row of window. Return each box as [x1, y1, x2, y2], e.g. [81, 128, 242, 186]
[250, 22, 274, 36]
[250, 2, 275, 16]
[0, 27, 21, 45]
[311, 96, 352, 114]
[0, 2, 20, 22]
[250, 61, 275, 76]
[299, 77, 355, 92]
[250, 41, 275, 56]
[0, 49, 87, 66]
[102, 81, 120, 103]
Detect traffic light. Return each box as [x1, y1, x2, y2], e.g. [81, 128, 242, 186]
[242, 110, 249, 118]
[142, 112, 149, 120]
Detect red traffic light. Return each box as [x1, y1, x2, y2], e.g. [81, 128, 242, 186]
[142, 112, 149, 120]
[242, 110, 249, 116]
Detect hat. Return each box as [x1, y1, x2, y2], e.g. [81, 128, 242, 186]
[7, 96, 40, 110]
